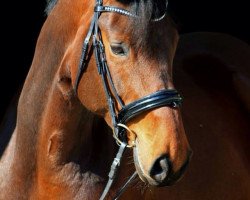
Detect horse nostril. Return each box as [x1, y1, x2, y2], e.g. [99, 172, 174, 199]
[150, 155, 170, 182]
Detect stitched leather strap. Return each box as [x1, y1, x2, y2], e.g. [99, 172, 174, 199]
[73, 18, 95, 91]
[118, 89, 182, 124]
[99, 143, 127, 200]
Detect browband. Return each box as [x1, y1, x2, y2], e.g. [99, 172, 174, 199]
[94, 4, 168, 22]
[95, 6, 137, 17]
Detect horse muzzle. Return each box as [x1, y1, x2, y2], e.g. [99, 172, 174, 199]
[133, 145, 192, 187]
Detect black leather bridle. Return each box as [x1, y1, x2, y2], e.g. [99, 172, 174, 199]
[74, 0, 182, 199]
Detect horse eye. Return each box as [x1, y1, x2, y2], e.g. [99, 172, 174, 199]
[110, 43, 127, 56]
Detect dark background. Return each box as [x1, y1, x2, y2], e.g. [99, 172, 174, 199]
[0, 0, 249, 120]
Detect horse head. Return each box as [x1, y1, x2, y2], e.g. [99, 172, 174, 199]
[56, 0, 192, 187]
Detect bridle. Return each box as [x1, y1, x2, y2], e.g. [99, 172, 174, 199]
[74, 0, 182, 199]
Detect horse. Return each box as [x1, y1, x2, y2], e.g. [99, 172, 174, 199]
[0, 0, 192, 199]
[1, 0, 250, 199]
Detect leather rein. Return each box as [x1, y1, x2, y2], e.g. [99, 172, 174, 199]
[73, 0, 182, 199]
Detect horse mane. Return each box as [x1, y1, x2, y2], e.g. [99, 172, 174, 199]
[126, 0, 169, 49]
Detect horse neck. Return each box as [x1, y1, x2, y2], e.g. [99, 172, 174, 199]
[7, 0, 116, 196]
[11, 42, 116, 198]
[14, 80, 116, 197]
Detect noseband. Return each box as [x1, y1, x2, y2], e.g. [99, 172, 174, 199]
[74, 0, 182, 199]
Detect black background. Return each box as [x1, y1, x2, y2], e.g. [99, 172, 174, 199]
[1, 0, 249, 119]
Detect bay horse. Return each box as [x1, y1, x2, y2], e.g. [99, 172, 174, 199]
[0, 0, 191, 199]
[1, 0, 249, 199]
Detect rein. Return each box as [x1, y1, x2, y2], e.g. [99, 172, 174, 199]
[74, 0, 182, 199]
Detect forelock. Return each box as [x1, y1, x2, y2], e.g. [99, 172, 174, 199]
[120, 0, 168, 50]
